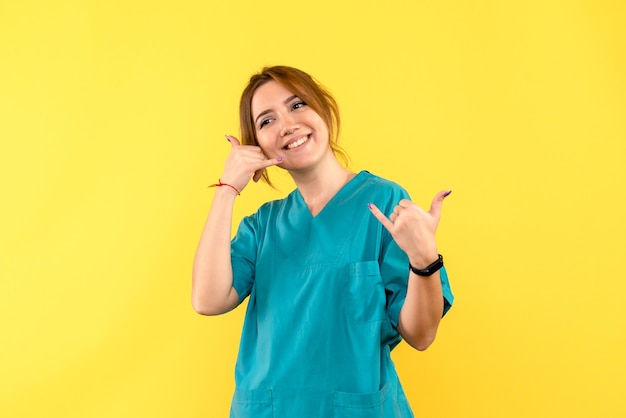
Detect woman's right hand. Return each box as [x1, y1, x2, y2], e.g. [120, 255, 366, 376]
[221, 135, 283, 193]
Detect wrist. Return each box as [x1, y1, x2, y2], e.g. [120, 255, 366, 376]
[209, 179, 241, 195]
[408, 251, 439, 269]
[214, 185, 239, 197]
[409, 254, 444, 277]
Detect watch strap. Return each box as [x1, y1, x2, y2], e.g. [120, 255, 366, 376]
[409, 254, 444, 276]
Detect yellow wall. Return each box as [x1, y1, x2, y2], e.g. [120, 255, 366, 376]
[1, 1, 624, 416]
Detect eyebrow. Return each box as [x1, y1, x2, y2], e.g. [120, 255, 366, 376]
[254, 95, 299, 124]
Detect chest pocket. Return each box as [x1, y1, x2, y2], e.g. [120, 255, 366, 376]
[230, 388, 274, 418]
[345, 261, 387, 324]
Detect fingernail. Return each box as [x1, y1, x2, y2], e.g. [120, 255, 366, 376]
[225, 135, 231, 142]
[444, 190, 452, 197]
[277, 157, 284, 162]
[367, 203, 373, 209]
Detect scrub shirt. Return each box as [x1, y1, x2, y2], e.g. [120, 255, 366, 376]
[229, 171, 454, 417]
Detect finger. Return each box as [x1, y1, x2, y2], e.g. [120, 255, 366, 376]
[253, 157, 284, 182]
[225, 135, 241, 146]
[428, 190, 452, 218]
[367, 203, 394, 232]
[252, 168, 264, 183]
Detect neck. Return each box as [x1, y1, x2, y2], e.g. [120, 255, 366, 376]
[288, 152, 355, 216]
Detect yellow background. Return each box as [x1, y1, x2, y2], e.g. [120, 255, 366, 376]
[1, 0, 624, 417]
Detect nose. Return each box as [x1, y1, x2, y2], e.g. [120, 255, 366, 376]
[279, 113, 299, 137]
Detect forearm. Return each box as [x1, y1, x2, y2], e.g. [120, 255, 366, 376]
[398, 268, 444, 351]
[191, 187, 240, 315]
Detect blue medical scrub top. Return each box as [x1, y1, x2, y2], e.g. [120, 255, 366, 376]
[229, 171, 453, 417]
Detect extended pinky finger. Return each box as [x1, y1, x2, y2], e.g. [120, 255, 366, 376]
[367, 203, 394, 232]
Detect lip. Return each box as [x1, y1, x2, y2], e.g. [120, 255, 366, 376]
[283, 134, 310, 150]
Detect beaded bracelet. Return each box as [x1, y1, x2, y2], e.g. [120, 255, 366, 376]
[209, 179, 240, 195]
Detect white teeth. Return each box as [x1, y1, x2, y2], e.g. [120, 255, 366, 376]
[286, 135, 308, 149]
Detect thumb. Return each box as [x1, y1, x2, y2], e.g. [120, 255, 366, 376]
[429, 190, 452, 218]
[225, 135, 241, 146]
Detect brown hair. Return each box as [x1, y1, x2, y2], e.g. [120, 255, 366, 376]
[239, 65, 349, 185]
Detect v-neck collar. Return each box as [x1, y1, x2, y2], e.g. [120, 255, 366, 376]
[293, 170, 368, 219]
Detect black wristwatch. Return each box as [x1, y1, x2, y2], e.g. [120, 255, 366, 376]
[409, 254, 444, 276]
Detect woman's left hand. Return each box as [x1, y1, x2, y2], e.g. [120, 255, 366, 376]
[368, 191, 451, 268]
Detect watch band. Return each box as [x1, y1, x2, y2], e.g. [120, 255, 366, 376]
[409, 254, 444, 276]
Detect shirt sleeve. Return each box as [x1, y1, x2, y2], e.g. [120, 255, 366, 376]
[440, 265, 454, 316]
[230, 214, 258, 304]
[379, 236, 455, 349]
[378, 234, 409, 343]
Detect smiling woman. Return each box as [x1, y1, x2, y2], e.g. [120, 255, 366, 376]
[238, 66, 348, 186]
[251, 80, 332, 175]
[191, 65, 454, 417]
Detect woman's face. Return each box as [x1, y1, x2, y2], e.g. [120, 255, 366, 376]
[250, 80, 331, 172]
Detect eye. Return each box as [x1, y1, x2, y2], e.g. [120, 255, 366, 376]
[258, 118, 272, 129]
[291, 101, 307, 110]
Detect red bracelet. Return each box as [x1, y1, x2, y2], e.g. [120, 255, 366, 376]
[209, 179, 240, 195]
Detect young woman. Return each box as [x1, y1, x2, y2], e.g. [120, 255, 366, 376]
[192, 66, 454, 417]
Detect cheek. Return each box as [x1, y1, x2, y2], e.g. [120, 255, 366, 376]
[255, 129, 270, 145]
[255, 134, 274, 156]
[311, 114, 330, 137]
[319, 122, 331, 142]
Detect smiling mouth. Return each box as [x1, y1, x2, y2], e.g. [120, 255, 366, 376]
[284, 135, 309, 150]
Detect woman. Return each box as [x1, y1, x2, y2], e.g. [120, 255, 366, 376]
[192, 66, 454, 417]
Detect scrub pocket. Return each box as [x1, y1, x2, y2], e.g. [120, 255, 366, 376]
[332, 380, 391, 418]
[346, 261, 386, 323]
[230, 388, 274, 418]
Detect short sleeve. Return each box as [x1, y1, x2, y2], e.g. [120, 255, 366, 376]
[230, 215, 257, 304]
[380, 239, 455, 322]
[380, 240, 454, 349]
[379, 237, 409, 333]
[440, 265, 454, 316]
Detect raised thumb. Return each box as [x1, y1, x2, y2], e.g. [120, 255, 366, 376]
[429, 190, 452, 217]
